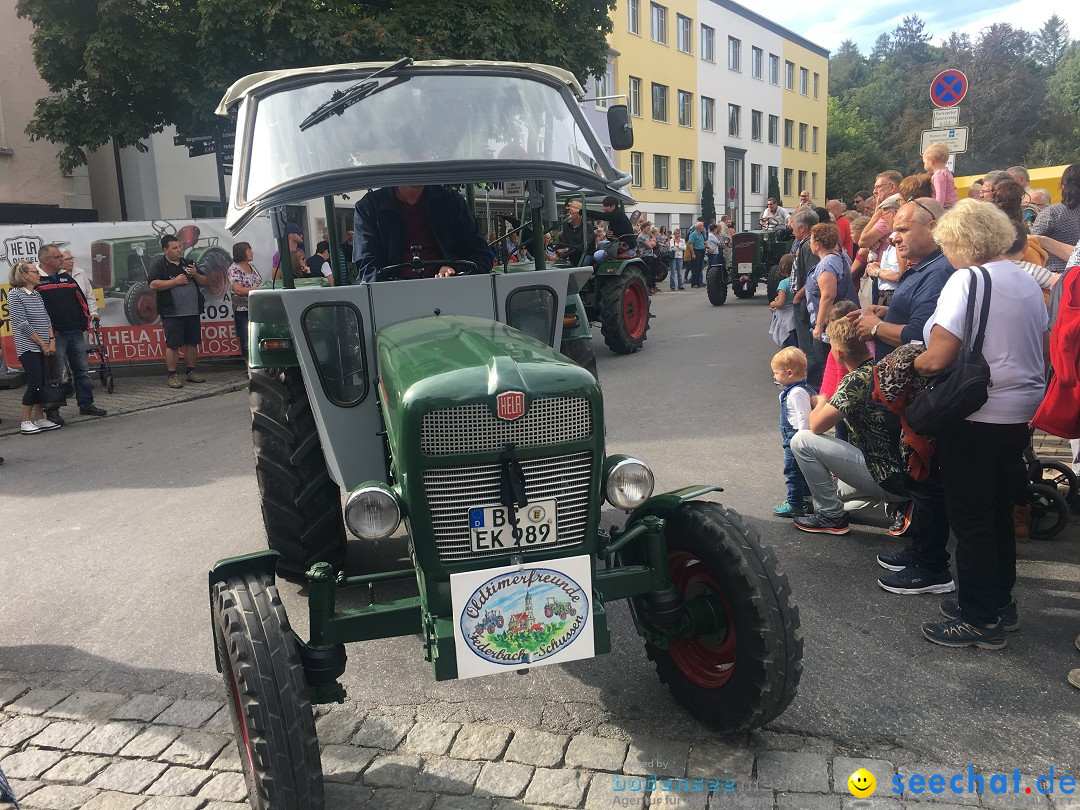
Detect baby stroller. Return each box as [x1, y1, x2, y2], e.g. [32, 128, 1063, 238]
[1024, 433, 1077, 540]
[85, 319, 115, 394]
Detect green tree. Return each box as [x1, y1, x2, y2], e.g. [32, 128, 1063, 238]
[829, 40, 869, 96]
[17, 0, 617, 173]
[1035, 14, 1071, 68]
[701, 177, 716, 223]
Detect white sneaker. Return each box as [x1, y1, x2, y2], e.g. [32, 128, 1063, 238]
[32, 418, 61, 431]
[21, 420, 41, 435]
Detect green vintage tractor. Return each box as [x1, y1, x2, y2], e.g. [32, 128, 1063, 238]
[709, 227, 794, 305]
[209, 59, 802, 810]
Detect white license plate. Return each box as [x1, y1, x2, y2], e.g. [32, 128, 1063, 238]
[738, 262, 752, 274]
[469, 499, 558, 552]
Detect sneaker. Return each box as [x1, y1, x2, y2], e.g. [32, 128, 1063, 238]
[185, 371, 206, 383]
[877, 544, 916, 572]
[1070, 668, 1080, 689]
[921, 617, 1006, 650]
[32, 419, 61, 432]
[773, 502, 810, 518]
[79, 405, 107, 417]
[887, 501, 914, 536]
[940, 597, 1019, 631]
[44, 408, 66, 427]
[168, 375, 184, 389]
[649, 286, 661, 293]
[794, 512, 849, 535]
[21, 420, 41, 435]
[878, 565, 955, 595]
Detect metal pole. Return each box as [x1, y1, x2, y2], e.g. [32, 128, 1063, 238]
[213, 127, 228, 211]
[324, 196, 344, 286]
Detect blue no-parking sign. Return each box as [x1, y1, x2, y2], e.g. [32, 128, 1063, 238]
[931, 70, 968, 108]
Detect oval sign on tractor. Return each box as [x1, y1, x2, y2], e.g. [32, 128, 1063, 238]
[930, 69, 968, 108]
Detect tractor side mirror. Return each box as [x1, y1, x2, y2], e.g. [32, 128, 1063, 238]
[607, 105, 634, 151]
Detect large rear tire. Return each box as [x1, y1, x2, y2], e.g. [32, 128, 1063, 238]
[250, 367, 346, 579]
[766, 264, 782, 302]
[706, 264, 728, 306]
[634, 503, 802, 732]
[212, 572, 324, 809]
[598, 266, 650, 355]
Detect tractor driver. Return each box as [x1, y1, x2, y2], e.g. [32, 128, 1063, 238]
[352, 185, 492, 283]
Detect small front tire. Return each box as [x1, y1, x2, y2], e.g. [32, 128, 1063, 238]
[706, 265, 728, 306]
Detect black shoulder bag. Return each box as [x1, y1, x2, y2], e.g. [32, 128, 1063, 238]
[906, 267, 993, 437]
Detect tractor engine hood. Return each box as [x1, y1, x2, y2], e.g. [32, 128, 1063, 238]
[376, 315, 600, 460]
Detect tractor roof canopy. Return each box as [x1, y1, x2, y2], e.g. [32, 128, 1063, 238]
[217, 60, 633, 232]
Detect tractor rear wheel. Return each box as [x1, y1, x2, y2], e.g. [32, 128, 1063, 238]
[250, 367, 346, 579]
[732, 280, 756, 299]
[559, 335, 600, 380]
[706, 264, 728, 306]
[766, 264, 782, 302]
[212, 572, 323, 809]
[599, 266, 650, 354]
[635, 502, 802, 732]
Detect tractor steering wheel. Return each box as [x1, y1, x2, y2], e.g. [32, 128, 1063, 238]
[376, 259, 481, 282]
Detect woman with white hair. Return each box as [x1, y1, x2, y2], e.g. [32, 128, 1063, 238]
[914, 199, 1049, 651]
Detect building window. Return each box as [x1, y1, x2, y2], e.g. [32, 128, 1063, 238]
[631, 151, 643, 187]
[629, 76, 642, 116]
[654, 155, 669, 189]
[751, 110, 762, 142]
[784, 119, 793, 148]
[728, 104, 740, 137]
[799, 123, 807, 151]
[701, 96, 715, 131]
[679, 158, 693, 192]
[628, 0, 640, 34]
[812, 172, 818, 198]
[798, 170, 807, 194]
[768, 114, 779, 145]
[701, 25, 715, 62]
[702, 161, 716, 187]
[728, 37, 741, 71]
[678, 90, 692, 127]
[785, 61, 795, 90]
[751, 47, 763, 79]
[783, 168, 793, 196]
[650, 3, 667, 44]
[190, 199, 223, 218]
[769, 54, 779, 85]
[595, 71, 610, 109]
[813, 72, 820, 99]
[651, 83, 668, 122]
[799, 67, 809, 96]
[751, 164, 762, 194]
[812, 126, 819, 153]
[677, 14, 692, 53]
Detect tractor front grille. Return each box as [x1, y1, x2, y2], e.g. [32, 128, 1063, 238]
[90, 242, 112, 288]
[423, 451, 592, 563]
[420, 397, 592, 455]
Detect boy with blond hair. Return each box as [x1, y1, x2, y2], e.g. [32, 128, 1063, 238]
[772, 347, 814, 517]
[922, 143, 958, 210]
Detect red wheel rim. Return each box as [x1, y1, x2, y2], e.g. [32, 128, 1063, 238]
[623, 280, 647, 339]
[224, 656, 256, 778]
[666, 550, 737, 688]
[137, 292, 157, 323]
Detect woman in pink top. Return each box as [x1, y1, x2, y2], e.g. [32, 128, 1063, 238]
[923, 143, 958, 210]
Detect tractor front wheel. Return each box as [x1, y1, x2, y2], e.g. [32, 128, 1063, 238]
[212, 572, 323, 809]
[558, 336, 599, 380]
[637, 502, 802, 733]
[598, 267, 651, 354]
[124, 281, 159, 325]
[250, 367, 346, 579]
[706, 265, 728, 306]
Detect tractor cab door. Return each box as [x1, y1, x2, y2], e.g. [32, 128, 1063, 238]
[493, 267, 591, 349]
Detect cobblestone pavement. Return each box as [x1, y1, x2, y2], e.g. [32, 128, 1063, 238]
[2, 672, 1077, 809]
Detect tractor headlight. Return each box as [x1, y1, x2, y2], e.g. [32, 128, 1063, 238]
[344, 484, 401, 540]
[604, 457, 655, 511]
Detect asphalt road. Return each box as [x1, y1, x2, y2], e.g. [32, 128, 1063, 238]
[2, 286, 1078, 774]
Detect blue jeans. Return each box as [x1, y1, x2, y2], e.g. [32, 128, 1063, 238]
[234, 310, 250, 360]
[791, 430, 907, 521]
[669, 257, 684, 288]
[783, 446, 810, 506]
[54, 330, 94, 409]
[688, 254, 704, 286]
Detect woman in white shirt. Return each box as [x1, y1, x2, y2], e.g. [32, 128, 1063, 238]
[914, 199, 1048, 651]
[668, 229, 686, 290]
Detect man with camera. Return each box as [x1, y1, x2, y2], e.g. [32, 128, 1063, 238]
[148, 234, 208, 389]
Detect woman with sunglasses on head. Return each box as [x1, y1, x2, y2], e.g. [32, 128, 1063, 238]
[7, 261, 62, 435]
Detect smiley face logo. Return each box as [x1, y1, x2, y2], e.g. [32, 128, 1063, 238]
[848, 768, 877, 797]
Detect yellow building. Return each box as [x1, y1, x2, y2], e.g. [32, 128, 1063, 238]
[779, 40, 828, 211]
[609, 0, 700, 229]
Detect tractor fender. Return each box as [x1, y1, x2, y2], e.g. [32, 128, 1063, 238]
[561, 293, 592, 341]
[625, 486, 724, 527]
[594, 257, 649, 277]
[208, 550, 280, 671]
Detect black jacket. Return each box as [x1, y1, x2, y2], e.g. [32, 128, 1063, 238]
[38, 272, 90, 333]
[147, 256, 205, 317]
[352, 186, 491, 283]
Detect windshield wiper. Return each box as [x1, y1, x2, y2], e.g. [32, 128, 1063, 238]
[299, 57, 413, 131]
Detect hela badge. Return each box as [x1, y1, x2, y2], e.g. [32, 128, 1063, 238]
[496, 391, 525, 420]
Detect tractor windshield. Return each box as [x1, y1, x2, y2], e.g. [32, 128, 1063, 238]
[224, 65, 627, 231]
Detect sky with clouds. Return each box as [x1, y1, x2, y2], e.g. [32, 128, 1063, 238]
[780, 1, 1079, 55]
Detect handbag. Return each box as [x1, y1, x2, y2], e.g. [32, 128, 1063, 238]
[40, 355, 67, 405]
[905, 267, 992, 437]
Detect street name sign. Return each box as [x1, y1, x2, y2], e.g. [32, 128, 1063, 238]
[921, 127, 969, 154]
